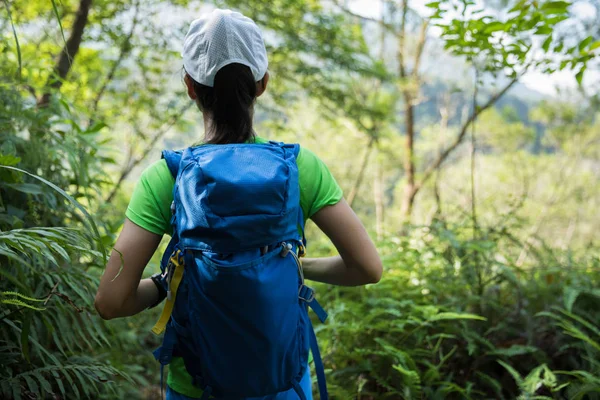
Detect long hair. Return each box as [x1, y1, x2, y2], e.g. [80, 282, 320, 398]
[189, 63, 258, 144]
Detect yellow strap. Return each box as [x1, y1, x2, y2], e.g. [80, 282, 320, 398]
[151, 253, 185, 335]
[298, 243, 306, 258]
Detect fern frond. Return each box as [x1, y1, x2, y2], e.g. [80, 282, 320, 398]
[1, 299, 46, 311]
[1, 292, 46, 302]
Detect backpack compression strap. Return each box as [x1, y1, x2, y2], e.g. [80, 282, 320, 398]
[291, 248, 329, 400]
[151, 250, 185, 335]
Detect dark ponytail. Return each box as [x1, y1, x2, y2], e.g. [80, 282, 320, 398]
[190, 63, 258, 144]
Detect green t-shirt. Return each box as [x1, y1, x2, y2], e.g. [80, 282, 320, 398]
[125, 137, 342, 398]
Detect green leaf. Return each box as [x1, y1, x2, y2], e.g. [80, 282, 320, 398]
[487, 345, 539, 357]
[534, 26, 553, 35]
[1, 298, 46, 311]
[554, 42, 564, 52]
[49, 242, 70, 261]
[542, 36, 553, 52]
[564, 287, 581, 312]
[3, 183, 44, 195]
[0, 166, 107, 264]
[73, 368, 90, 397]
[1, 380, 11, 398]
[589, 41, 600, 52]
[22, 375, 38, 396]
[2, 292, 46, 303]
[84, 122, 108, 134]
[392, 363, 422, 396]
[50, 0, 68, 53]
[575, 66, 586, 86]
[484, 21, 506, 34]
[475, 371, 503, 397]
[60, 369, 79, 398]
[557, 308, 600, 339]
[428, 312, 487, 321]
[51, 370, 66, 397]
[2, 319, 62, 366]
[0, 268, 28, 291]
[541, 1, 569, 12]
[20, 312, 31, 363]
[11, 380, 22, 400]
[2, 0, 21, 79]
[498, 360, 524, 387]
[34, 372, 52, 395]
[579, 36, 593, 52]
[0, 154, 21, 166]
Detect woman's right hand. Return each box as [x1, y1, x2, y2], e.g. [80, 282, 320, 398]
[302, 199, 383, 286]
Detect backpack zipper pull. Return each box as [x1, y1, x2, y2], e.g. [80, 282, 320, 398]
[280, 242, 293, 257]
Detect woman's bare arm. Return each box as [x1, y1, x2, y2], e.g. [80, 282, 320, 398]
[302, 199, 383, 286]
[95, 219, 163, 320]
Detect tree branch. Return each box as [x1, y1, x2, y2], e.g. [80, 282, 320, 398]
[411, 18, 429, 77]
[38, 0, 93, 107]
[347, 136, 376, 207]
[104, 104, 191, 203]
[418, 77, 519, 188]
[333, 0, 398, 35]
[398, 0, 408, 79]
[88, 2, 140, 125]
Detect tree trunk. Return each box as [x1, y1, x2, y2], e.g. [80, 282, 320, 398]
[374, 151, 384, 240]
[38, 0, 93, 107]
[400, 95, 416, 220]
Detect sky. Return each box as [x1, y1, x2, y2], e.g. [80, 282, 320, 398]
[348, 0, 599, 97]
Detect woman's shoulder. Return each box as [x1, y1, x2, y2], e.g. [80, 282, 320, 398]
[294, 144, 343, 219]
[296, 145, 328, 173]
[125, 158, 175, 236]
[141, 158, 175, 183]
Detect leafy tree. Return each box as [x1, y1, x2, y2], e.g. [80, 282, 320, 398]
[332, 0, 598, 222]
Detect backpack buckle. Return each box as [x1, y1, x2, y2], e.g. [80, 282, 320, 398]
[298, 243, 306, 258]
[166, 250, 183, 301]
[298, 284, 315, 303]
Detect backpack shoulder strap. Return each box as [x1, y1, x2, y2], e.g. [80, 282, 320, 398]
[161, 150, 184, 179]
[291, 143, 301, 158]
[272, 142, 306, 250]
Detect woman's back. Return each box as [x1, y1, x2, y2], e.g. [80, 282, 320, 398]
[94, 9, 382, 400]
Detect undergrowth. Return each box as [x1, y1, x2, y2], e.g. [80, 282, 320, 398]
[315, 222, 600, 399]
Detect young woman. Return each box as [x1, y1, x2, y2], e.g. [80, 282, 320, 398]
[95, 9, 382, 400]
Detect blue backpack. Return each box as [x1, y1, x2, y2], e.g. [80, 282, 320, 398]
[151, 142, 328, 400]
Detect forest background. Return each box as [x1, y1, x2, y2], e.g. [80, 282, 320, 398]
[1, 0, 599, 398]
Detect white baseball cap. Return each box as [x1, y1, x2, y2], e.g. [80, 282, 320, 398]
[182, 9, 268, 87]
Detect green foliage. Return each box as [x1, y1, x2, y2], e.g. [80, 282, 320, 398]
[432, 0, 598, 82]
[0, 78, 159, 399]
[2, 0, 21, 79]
[1, 0, 598, 399]
[312, 221, 600, 399]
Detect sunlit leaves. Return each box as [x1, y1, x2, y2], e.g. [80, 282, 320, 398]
[430, 0, 597, 84]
